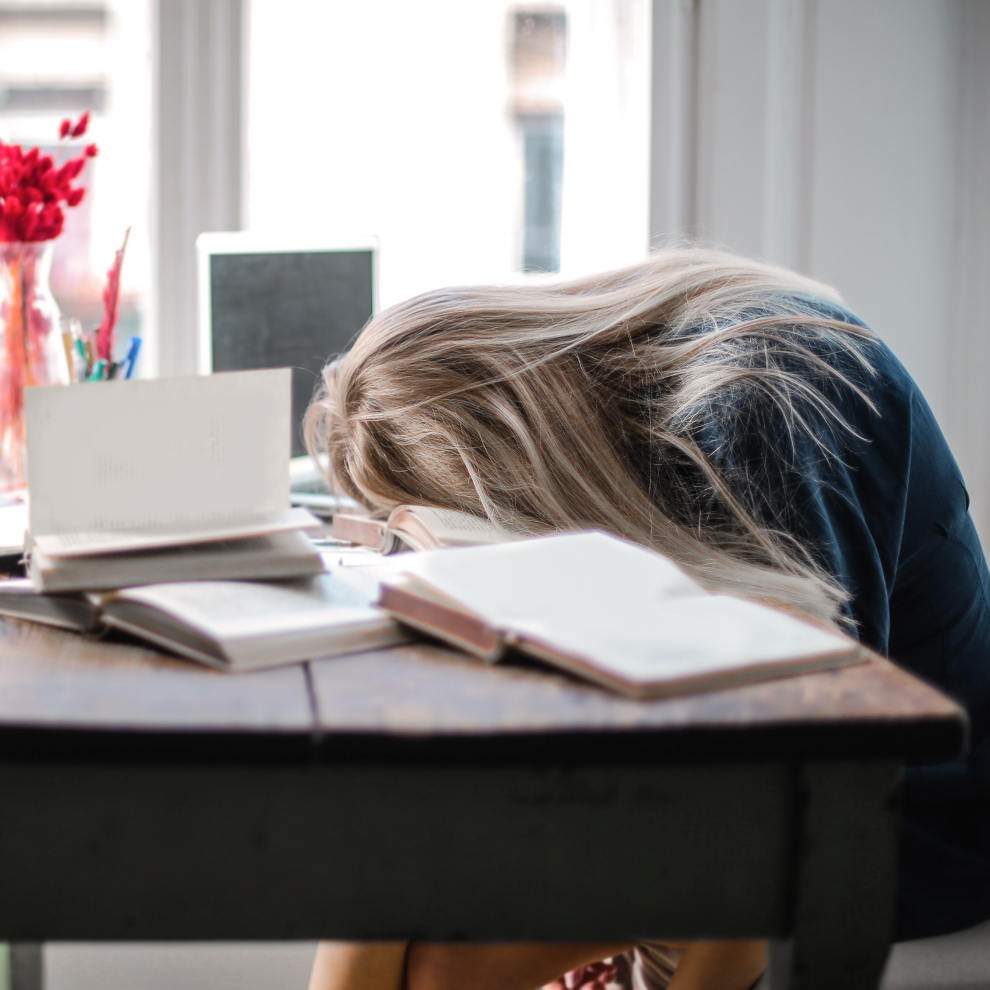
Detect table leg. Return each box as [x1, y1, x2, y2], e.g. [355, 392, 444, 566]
[9, 944, 41, 990]
[769, 760, 901, 990]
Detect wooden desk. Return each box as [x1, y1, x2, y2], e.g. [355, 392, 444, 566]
[0, 616, 966, 990]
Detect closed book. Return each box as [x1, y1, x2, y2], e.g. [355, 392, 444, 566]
[28, 530, 323, 593]
[0, 578, 101, 632]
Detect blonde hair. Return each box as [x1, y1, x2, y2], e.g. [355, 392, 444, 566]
[305, 248, 876, 626]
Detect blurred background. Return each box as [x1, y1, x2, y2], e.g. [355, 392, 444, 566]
[0, 0, 986, 987]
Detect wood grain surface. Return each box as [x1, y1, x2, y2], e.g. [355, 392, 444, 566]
[308, 643, 967, 761]
[0, 618, 312, 731]
[0, 617, 967, 764]
[308, 643, 960, 730]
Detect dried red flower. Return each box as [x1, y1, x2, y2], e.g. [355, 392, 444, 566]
[95, 228, 129, 362]
[70, 112, 90, 139]
[0, 114, 98, 242]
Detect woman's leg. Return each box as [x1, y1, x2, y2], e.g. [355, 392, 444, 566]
[406, 942, 634, 990]
[308, 939, 766, 990]
[308, 942, 409, 990]
[666, 940, 767, 990]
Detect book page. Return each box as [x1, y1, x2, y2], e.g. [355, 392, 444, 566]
[400, 531, 705, 628]
[26, 369, 291, 542]
[392, 506, 520, 547]
[105, 571, 382, 640]
[518, 594, 851, 683]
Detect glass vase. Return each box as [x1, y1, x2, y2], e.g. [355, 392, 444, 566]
[0, 242, 69, 492]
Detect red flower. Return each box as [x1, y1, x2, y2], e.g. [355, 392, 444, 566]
[0, 117, 97, 241]
[95, 228, 129, 361]
[70, 112, 89, 138]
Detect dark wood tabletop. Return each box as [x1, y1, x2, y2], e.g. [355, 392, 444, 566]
[0, 615, 970, 990]
[0, 615, 966, 765]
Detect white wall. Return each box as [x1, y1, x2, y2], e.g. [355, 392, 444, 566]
[650, 0, 990, 540]
[560, 0, 653, 275]
[809, 0, 958, 414]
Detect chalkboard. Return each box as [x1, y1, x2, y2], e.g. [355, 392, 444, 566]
[209, 250, 374, 457]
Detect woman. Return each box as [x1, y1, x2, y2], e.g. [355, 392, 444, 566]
[304, 249, 990, 990]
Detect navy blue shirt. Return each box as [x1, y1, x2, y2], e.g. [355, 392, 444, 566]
[657, 297, 990, 939]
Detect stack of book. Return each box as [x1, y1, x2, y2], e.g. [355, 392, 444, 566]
[0, 369, 409, 669]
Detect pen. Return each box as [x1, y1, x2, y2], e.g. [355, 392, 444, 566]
[74, 338, 89, 379]
[88, 359, 107, 382]
[122, 336, 142, 379]
[61, 331, 76, 382]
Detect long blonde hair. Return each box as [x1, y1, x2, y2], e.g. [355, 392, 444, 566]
[305, 248, 876, 625]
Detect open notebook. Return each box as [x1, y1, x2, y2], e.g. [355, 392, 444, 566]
[379, 531, 863, 698]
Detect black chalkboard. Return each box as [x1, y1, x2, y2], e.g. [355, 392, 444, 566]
[209, 250, 374, 456]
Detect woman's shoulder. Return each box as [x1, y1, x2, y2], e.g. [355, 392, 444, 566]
[680, 290, 917, 437]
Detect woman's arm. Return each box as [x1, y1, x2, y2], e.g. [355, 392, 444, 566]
[668, 941, 767, 990]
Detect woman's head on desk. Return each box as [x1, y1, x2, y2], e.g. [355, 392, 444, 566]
[305, 248, 876, 625]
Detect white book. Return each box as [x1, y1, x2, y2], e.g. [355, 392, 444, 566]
[28, 530, 324, 592]
[378, 531, 864, 698]
[26, 369, 317, 558]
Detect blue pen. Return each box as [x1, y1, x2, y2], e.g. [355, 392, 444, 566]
[122, 335, 142, 379]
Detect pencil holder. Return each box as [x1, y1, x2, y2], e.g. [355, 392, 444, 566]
[0, 241, 69, 491]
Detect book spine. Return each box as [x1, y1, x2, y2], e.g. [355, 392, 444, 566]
[329, 514, 388, 551]
[377, 583, 504, 663]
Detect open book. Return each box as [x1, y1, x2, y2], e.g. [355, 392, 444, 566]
[24, 369, 320, 589]
[331, 505, 519, 553]
[0, 570, 409, 670]
[378, 532, 863, 698]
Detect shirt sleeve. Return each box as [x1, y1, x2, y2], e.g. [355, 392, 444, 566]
[683, 332, 990, 797]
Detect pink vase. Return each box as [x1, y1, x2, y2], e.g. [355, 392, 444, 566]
[0, 242, 69, 492]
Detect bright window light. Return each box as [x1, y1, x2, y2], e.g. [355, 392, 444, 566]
[247, 0, 652, 309]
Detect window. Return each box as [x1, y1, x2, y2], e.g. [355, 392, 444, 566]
[247, 0, 651, 308]
[0, 0, 152, 358]
[510, 9, 567, 273]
